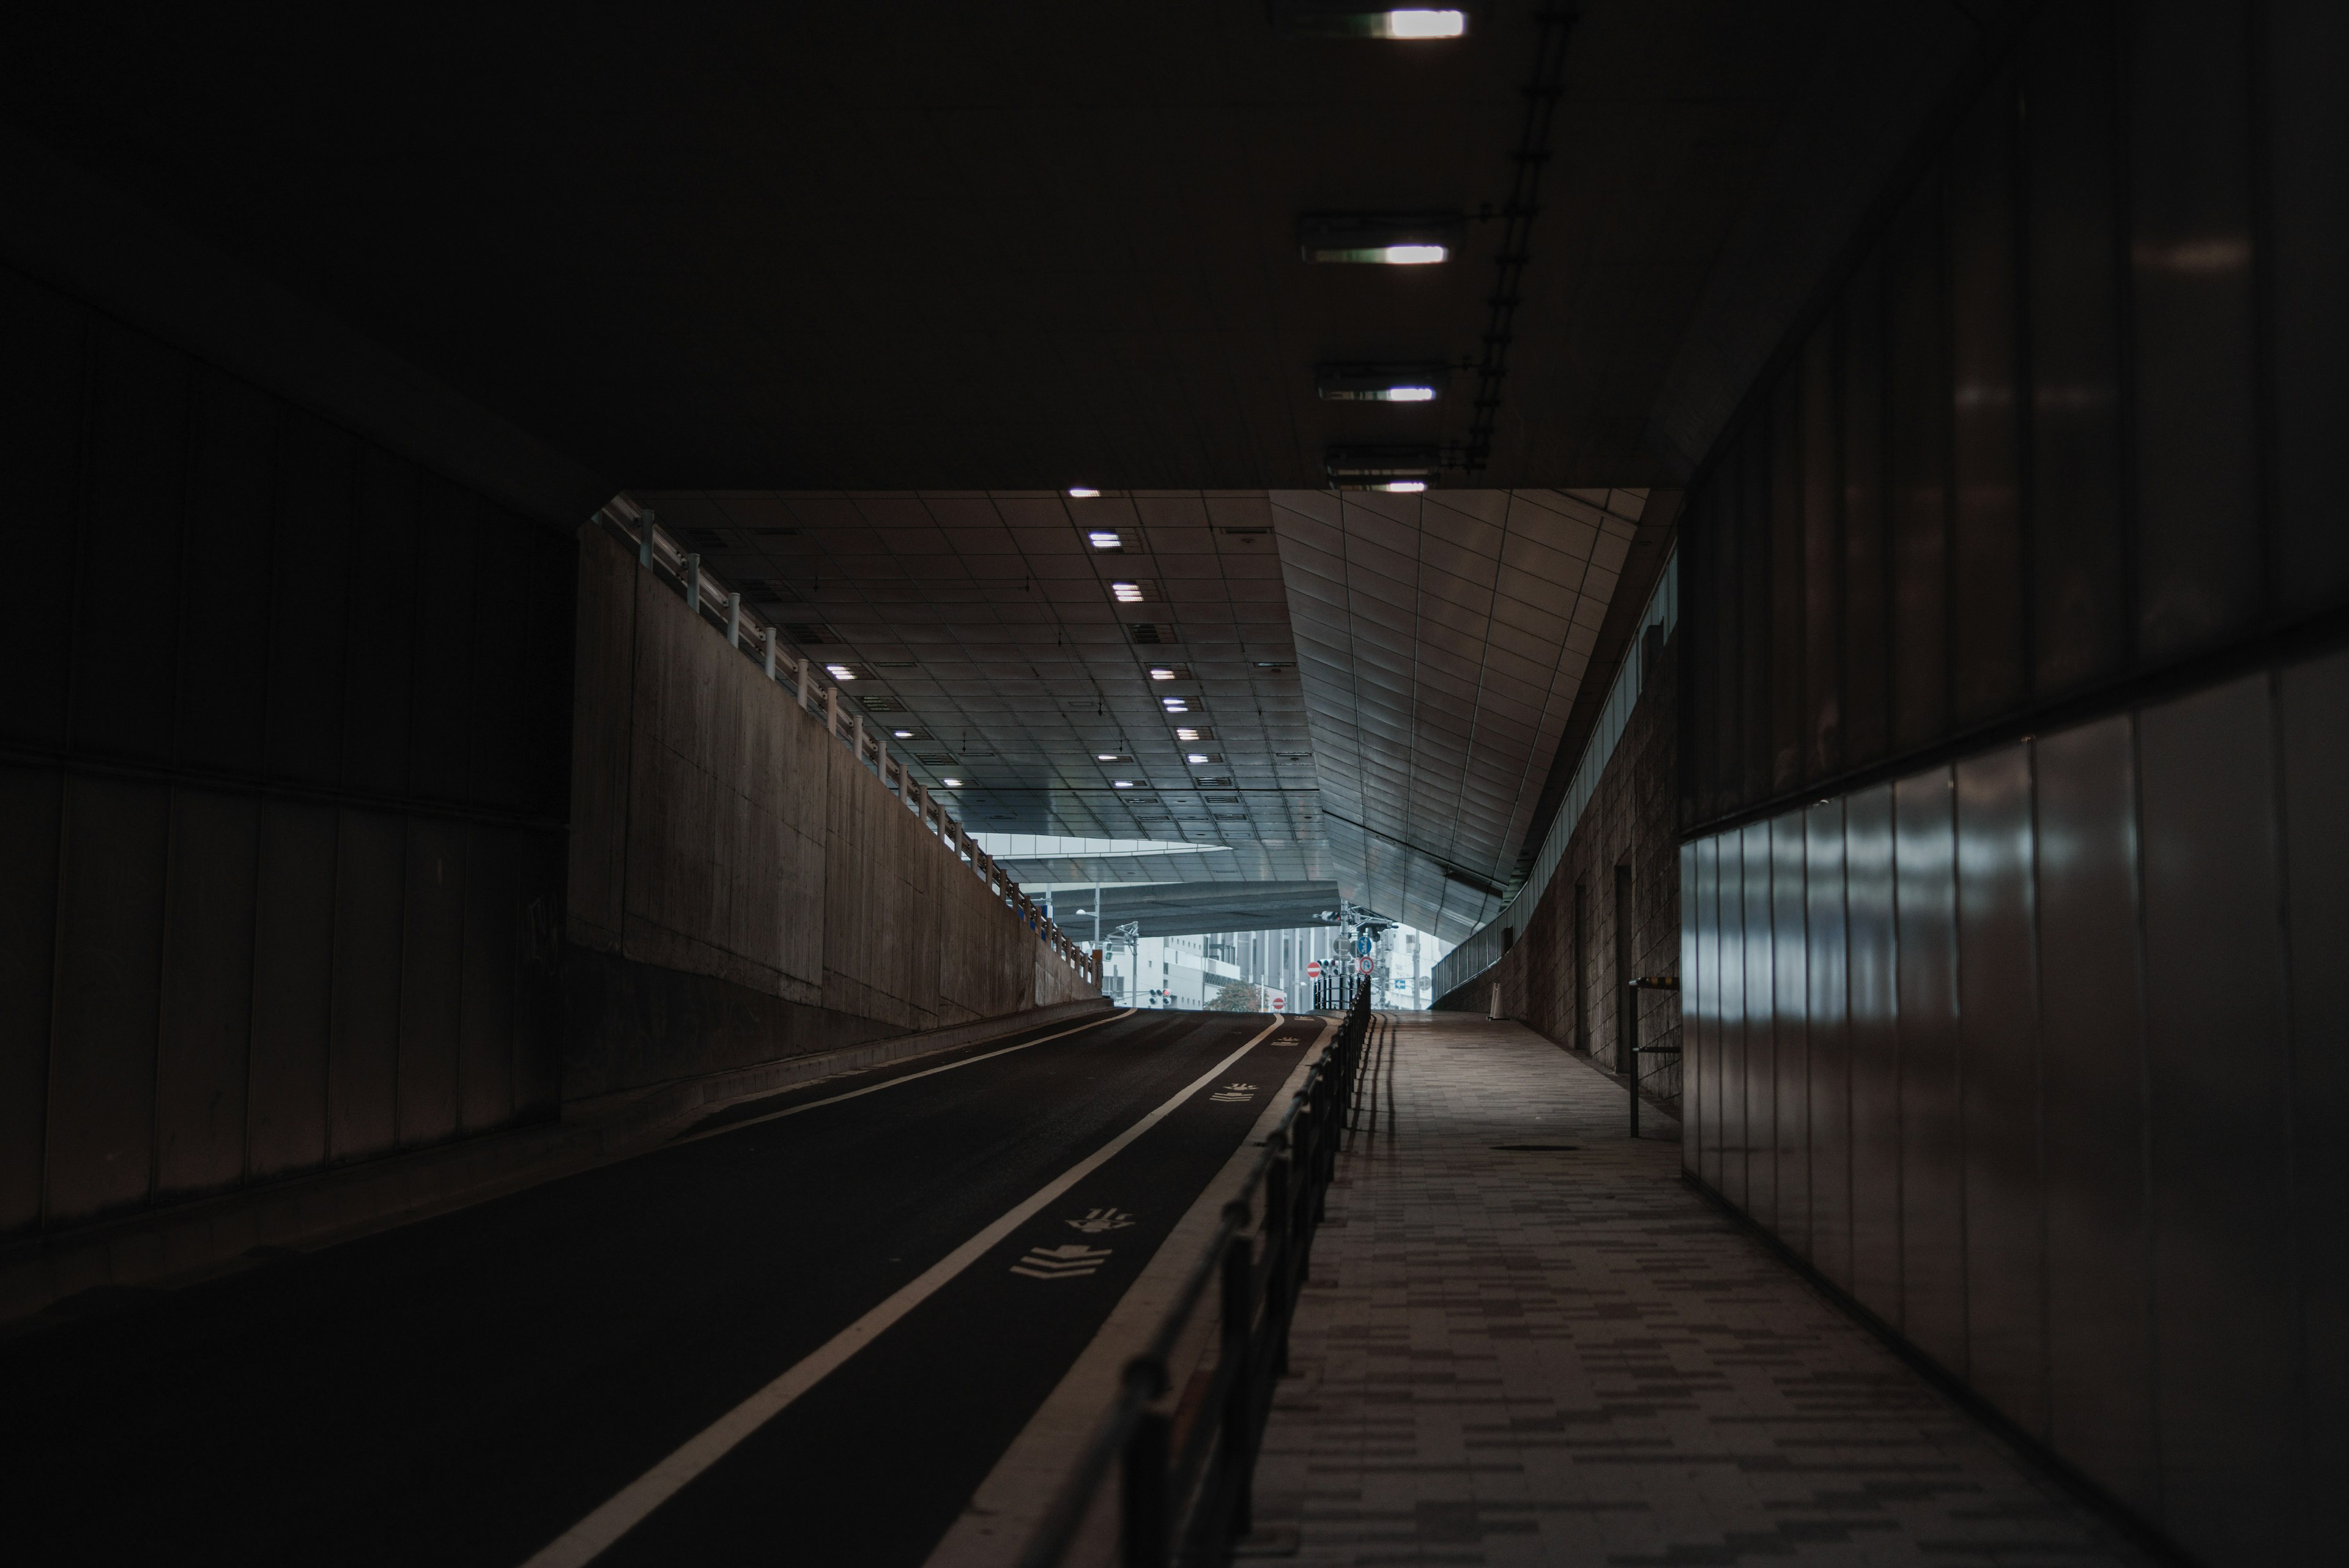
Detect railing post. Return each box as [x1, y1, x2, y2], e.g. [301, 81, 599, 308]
[763, 625, 778, 680]
[637, 507, 656, 568]
[1219, 1227, 1255, 1540]
[726, 590, 741, 648]
[684, 553, 702, 615]
[853, 710, 867, 768]
[825, 683, 840, 738]
[1121, 1354, 1171, 1568]
[796, 655, 812, 712]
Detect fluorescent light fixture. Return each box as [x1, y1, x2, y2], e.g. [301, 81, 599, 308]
[1187, 752, 1210, 764]
[1067, 487, 1100, 497]
[893, 729, 914, 738]
[941, 777, 963, 787]
[1175, 726, 1211, 741]
[1113, 780, 1134, 789]
[1149, 667, 1178, 680]
[1299, 213, 1461, 266]
[1326, 444, 1443, 489]
[1317, 363, 1452, 402]
[825, 663, 856, 680]
[1162, 697, 1190, 712]
[1096, 752, 1123, 761]
[1087, 530, 1123, 549]
[1380, 480, 1428, 492]
[1111, 582, 1145, 603]
[1383, 8, 1466, 38]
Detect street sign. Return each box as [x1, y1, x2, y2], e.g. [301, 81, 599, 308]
[1354, 935, 1373, 957]
[1271, 996, 1286, 1011]
[1392, 976, 1409, 992]
[1356, 956, 1373, 975]
[1305, 960, 1323, 979]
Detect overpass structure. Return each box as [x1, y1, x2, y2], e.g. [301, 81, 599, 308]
[1, 6, 2340, 1567]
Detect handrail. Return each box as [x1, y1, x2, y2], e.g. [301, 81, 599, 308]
[591, 498, 1100, 984]
[1016, 988, 1376, 1568]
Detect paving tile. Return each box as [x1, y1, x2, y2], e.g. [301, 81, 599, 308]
[1252, 1013, 2154, 1568]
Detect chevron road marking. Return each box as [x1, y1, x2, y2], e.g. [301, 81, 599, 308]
[521, 1016, 1285, 1568]
[1011, 1244, 1114, 1280]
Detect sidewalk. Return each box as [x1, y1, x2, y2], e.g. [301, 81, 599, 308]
[1252, 1013, 2153, 1567]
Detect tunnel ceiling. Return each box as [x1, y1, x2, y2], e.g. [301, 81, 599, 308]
[0, 1, 1877, 492]
[632, 485, 1635, 943]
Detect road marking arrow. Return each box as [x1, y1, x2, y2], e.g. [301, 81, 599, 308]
[1012, 1243, 1113, 1280]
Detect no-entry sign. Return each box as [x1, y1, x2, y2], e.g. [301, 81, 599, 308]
[1305, 960, 1323, 979]
[1271, 996, 1286, 1011]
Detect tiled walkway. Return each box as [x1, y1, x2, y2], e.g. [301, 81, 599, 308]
[1252, 1013, 2151, 1568]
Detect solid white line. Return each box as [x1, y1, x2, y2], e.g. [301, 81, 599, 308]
[519, 1016, 1286, 1568]
[669, 1009, 1139, 1147]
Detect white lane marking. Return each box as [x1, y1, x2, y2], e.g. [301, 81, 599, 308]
[520, 1017, 1283, 1568]
[1011, 1244, 1113, 1280]
[669, 1009, 1139, 1147]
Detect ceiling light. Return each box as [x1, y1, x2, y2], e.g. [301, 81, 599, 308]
[1149, 667, 1178, 680]
[1187, 752, 1211, 764]
[1114, 780, 1134, 789]
[1068, 487, 1100, 497]
[1087, 530, 1123, 549]
[941, 777, 963, 787]
[1111, 582, 1145, 603]
[1096, 752, 1123, 761]
[893, 729, 915, 738]
[1175, 727, 1212, 742]
[1272, 2, 1471, 37]
[1299, 213, 1461, 265]
[1326, 444, 1442, 489]
[1317, 363, 1451, 402]
[1162, 698, 1189, 712]
[1380, 481, 1428, 492]
[826, 663, 856, 680]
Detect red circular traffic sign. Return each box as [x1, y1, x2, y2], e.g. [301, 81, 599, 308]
[1305, 960, 1323, 979]
[1271, 996, 1286, 1011]
[1356, 956, 1373, 975]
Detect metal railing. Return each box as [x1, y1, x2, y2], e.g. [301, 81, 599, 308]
[1624, 974, 1681, 1139]
[1016, 989, 1375, 1568]
[592, 498, 1099, 984]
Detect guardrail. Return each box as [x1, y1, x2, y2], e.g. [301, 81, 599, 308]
[1015, 989, 1374, 1567]
[592, 498, 1100, 986]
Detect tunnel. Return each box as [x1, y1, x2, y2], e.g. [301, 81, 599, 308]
[0, 4, 2339, 1565]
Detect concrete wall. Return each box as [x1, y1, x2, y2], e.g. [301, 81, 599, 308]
[563, 528, 1099, 1099]
[1439, 633, 1683, 1096]
[0, 261, 574, 1241]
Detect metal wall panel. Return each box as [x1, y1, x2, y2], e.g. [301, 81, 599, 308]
[341, 448, 420, 797]
[45, 778, 169, 1222]
[397, 817, 466, 1148]
[409, 478, 481, 805]
[1954, 744, 2044, 1435]
[174, 372, 276, 775]
[2267, 1, 2349, 616]
[1887, 183, 1950, 756]
[73, 325, 188, 767]
[1805, 800, 1852, 1292]
[2126, 0, 2261, 663]
[247, 800, 337, 1179]
[2137, 677, 2298, 1560]
[154, 789, 258, 1200]
[2024, 0, 2127, 696]
[264, 412, 354, 787]
[1680, 843, 1700, 1174]
[1845, 782, 1902, 1325]
[1742, 821, 1775, 1228]
[0, 269, 83, 751]
[1894, 768, 1966, 1374]
[1840, 257, 1890, 770]
[2279, 648, 2349, 1553]
[458, 823, 519, 1133]
[1718, 830, 1745, 1208]
[327, 809, 406, 1161]
[1800, 322, 1842, 781]
[1695, 836, 1721, 1189]
[0, 768, 60, 1232]
[1945, 76, 2025, 725]
[1771, 811, 1809, 1259]
[1768, 387, 1805, 797]
[2033, 713, 2158, 1514]
[467, 497, 537, 812]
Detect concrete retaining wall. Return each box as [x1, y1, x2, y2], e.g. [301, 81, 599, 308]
[564, 527, 1099, 1098]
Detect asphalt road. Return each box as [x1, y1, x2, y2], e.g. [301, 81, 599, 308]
[5, 1007, 1325, 1566]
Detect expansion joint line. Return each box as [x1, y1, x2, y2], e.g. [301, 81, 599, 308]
[1458, 5, 1578, 477]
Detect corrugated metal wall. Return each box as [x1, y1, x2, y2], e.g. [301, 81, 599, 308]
[0, 262, 574, 1237]
[1672, 3, 2348, 1562]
